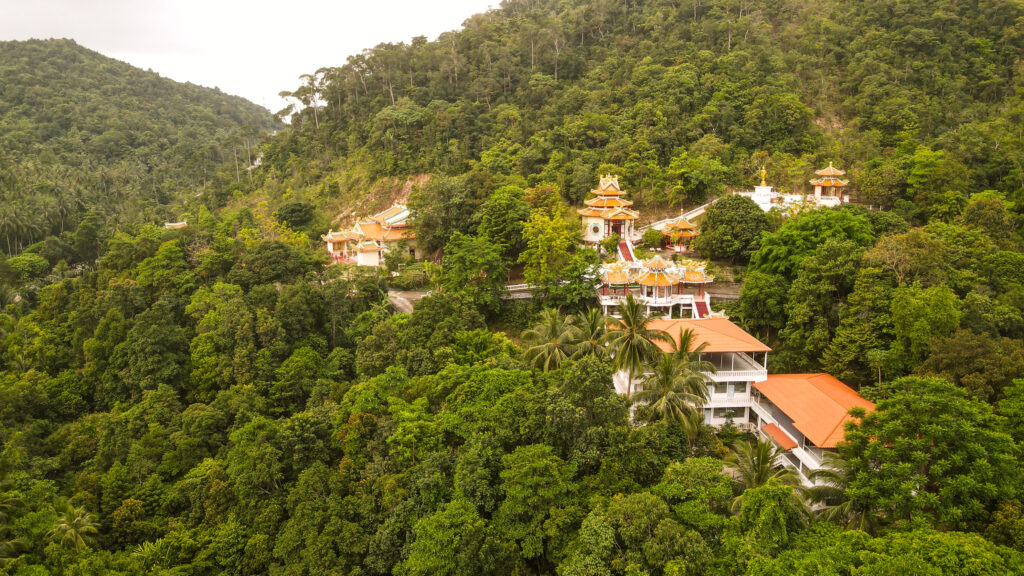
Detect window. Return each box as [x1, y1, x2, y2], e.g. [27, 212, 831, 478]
[734, 383, 747, 394]
[713, 408, 736, 419]
[714, 383, 728, 395]
[591, 225, 601, 235]
[703, 409, 711, 424]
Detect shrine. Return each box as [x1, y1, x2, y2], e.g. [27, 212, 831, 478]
[809, 162, 850, 202]
[322, 204, 420, 267]
[578, 175, 639, 243]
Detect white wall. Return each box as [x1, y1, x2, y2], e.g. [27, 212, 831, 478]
[582, 216, 605, 243]
[356, 251, 381, 267]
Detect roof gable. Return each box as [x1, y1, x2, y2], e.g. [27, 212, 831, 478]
[753, 373, 874, 448]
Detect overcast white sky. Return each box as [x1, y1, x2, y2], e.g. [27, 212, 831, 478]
[0, 0, 497, 112]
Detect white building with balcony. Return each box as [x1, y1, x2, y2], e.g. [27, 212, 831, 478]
[614, 318, 874, 485]
[749, 373, 873, 484]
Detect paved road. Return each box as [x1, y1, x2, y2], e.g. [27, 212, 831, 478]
[387, 290, 430, 313]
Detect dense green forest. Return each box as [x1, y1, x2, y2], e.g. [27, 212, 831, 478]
[2, 0, 1024, 574]
[261, 0, 1024, 228]
[0, 39, 278, 255]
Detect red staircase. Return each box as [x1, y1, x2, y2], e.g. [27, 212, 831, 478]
[618, 240, 634, 262]
[694, 301, 710, 318]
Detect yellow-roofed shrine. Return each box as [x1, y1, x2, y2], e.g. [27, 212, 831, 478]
[578, 175, 639, 243]
[809, 162, 850, 202]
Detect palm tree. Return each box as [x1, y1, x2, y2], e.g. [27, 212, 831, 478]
[571, 307, 608, 360]
[647, 326, 718, 407]
[726, 439, 801, 491]
[603, 294, 670, 397]
[806, 452, 878, 533]
[634, 354, 708, 423]
[679, 409, 706, 454]
[522, 308, 578, 371]
[671, 327, 710, 362]
[0, 470, 23, 567]
[725, 439, 811, 524]
[725, 439, 805, 514]
[48, 501, 97, 552]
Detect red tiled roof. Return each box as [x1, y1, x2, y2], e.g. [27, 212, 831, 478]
[753, 373, 874, 448]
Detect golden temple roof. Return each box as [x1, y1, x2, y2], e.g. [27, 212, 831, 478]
[636, 269, 681, 287]
[810, 162, 849, 187]
[644, 255, 673, 270]
[666, 217, 697, 231]
[325, 203, 415, 247]
[815, 162, 846, 177]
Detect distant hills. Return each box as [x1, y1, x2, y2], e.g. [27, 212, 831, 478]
[0, 39, 278, 254]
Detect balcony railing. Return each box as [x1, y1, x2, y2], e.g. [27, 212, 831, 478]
[597, 293, 697, 307]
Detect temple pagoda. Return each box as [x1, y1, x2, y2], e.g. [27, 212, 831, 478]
[809, 162, 849, 202]
[578, 175, 639, 243]
[664, 216, 698, 252]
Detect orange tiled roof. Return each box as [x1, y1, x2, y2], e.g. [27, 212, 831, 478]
[604, 208, 639, 221]
[371, 204, 407, 223]
[601, 270, 630, 284]
[667, 217, 696, 231]
[584, 196, 633, 208]
[327, 203, 415, 248]
[762, 423, 797, 450]
[382, 227, 414, 242]
[648, 318, 771, 354]
[357, 221, 386, 241]
[577, 205, 639, 220]
[682, 270, 712, 283]
[809, 176, 849, 187]
[753, 374, 874, 449]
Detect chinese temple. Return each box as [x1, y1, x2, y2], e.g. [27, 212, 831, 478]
[663, 216, 698, 252]
[596, 255, 715, 318]
[578, 175, 639, 243]
[322, 204, 420, 267]
[736, 164, 847, 212]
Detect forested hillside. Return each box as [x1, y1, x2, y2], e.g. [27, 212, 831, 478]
[260, 0, 1024, 229]
[0, 39, 278, 254]
[2, 0, 1024, 575]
